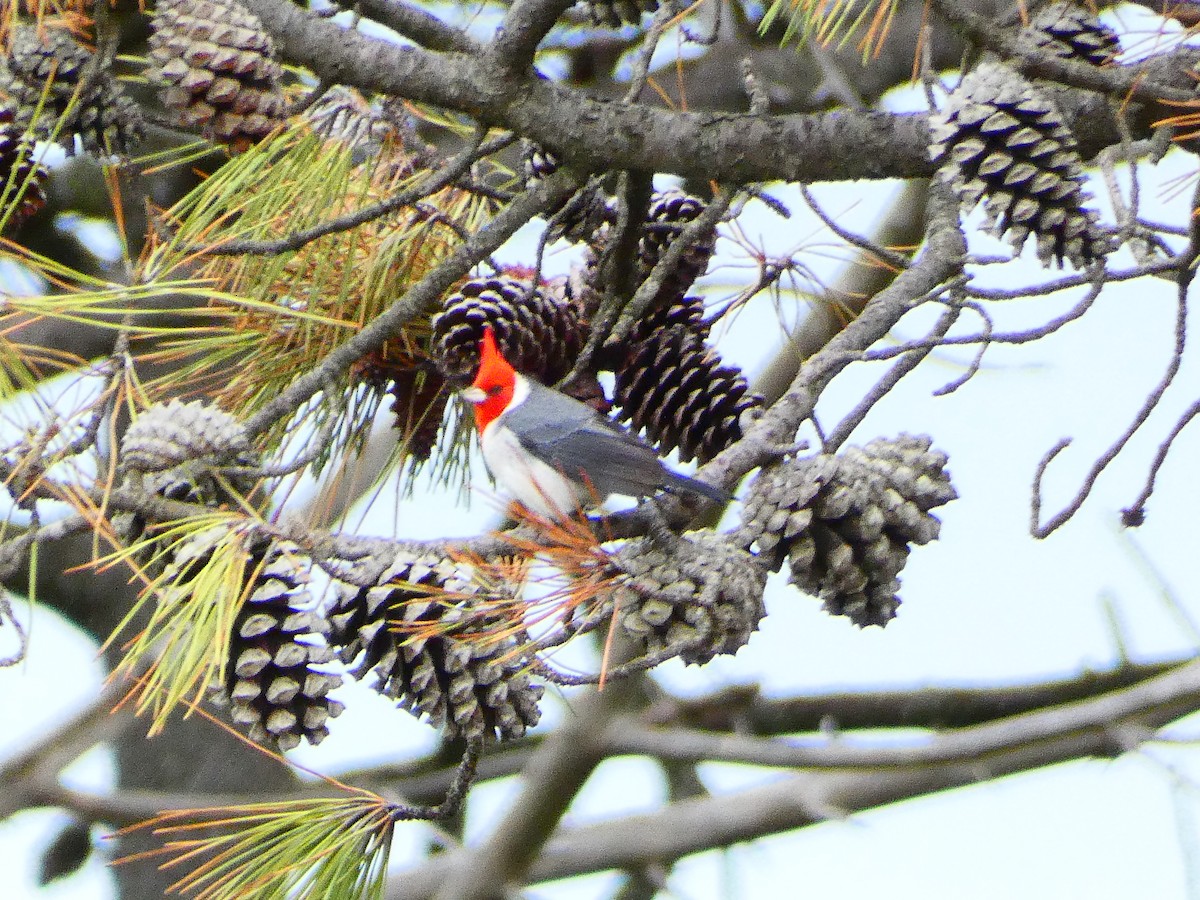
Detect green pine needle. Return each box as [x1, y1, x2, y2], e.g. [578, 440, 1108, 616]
[760, 0, 900, 62]
[103, 513, 257, 736]
[124, 793, 395, 900]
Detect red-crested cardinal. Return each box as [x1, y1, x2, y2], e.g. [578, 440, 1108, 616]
[460, 327, 731, 520]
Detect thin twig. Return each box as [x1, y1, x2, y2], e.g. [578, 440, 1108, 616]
[1122, 397, 1200, 526]
[1031, 178, 1199, 538]
[825, 303, 962, 452]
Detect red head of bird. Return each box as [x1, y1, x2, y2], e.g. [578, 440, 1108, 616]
[462, 326, 517, 434]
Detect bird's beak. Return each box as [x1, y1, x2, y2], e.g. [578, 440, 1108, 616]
[460, 386, 487, 404]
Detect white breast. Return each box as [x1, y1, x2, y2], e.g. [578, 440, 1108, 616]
[479, 419, 585, 520]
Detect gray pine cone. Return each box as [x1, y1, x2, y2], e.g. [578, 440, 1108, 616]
[120, 399, 255, 475]
[737, 435, 956, 627]
[611, 532, 766, 665]
[115, 400, 259, 556]
[306, 86, 399, 154]
[929, 60, 1110, 269]
[328, 548, 543, 742]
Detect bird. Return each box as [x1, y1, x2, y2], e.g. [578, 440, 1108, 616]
[459, 326, 731, 521]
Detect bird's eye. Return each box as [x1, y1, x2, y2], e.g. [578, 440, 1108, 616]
[487, 384, 504, 397]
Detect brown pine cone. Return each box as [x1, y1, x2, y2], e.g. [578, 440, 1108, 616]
[328, 548, 543, 742]
[432, 273, 587, 385]
[737, 435, 956, 627]
[613, 300, 761, 463]
[582, 0, 660, 27]
[354, 349, 449, 463]
[0, 26, 142, 157]
[385, 370, 448, 462]
[929, 60, 1110, 269]
[148, 0, 287, 152]
[637, 190, 717, 302]
[522, 143, 618, 243]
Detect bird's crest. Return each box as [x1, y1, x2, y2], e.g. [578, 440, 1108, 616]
[467, 326, 518, 432]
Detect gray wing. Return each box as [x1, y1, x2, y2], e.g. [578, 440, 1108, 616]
[502, 382, 672, 498]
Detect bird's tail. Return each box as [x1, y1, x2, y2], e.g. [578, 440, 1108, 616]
[663, 471, 732, 503]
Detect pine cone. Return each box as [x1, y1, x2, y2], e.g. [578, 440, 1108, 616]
[1019, 3, 1120, 67]
[328, 548, 543, 742]
[432, 273, 587, 385]
[637, 190, 716, 302]
[120, 399, 256, 477]
[222, 541, 343, 751]
[115, 400, 259, 553]
[613, 300, 762, 463]
[148, 0, 287, 152]
[0, 26, 142, 157]
[930, 60, 1110, 269]
[737, 435, 956, 627]
[582, 0, 660, 27]
[611, 532, 766, 665]
[306, 86, 393, 151]
[522, 141, 560, 183]
[0, 107, 47, 232]
[354, 348, 449, 463]
[385, 371, 449, 462]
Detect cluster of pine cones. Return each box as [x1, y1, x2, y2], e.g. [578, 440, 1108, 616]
[114, 396, 960, 755]
[429, 187, 763, 466]
[88, 0, 1134, 753]
[0, 0, 290, 234]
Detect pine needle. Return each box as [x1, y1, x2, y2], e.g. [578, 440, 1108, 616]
[116, 790, 395, 900]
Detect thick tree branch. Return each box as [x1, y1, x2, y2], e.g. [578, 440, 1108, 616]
[492, 0, 579, 72]
[240, 0, 1200, 184]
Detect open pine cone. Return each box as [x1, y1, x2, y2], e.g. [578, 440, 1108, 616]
[612, 532, 767, 665]
[930, 60, 1110, 269]
[221, 542, 344, 751]
[738, 435, 956, 627]
[328, 548, 543, 742]
[432, 273, 587, 386]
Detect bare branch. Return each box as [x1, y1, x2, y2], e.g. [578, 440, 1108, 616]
[388, 657, 1200, 897]
[354, 0, 479, 54]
